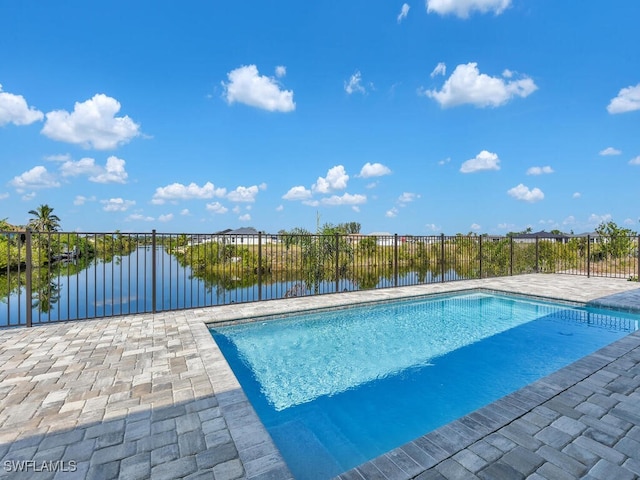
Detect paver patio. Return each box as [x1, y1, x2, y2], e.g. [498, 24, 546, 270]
[0, 274, 639, 479]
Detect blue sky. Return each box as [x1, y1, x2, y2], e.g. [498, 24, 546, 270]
[1, 0, 639, 235]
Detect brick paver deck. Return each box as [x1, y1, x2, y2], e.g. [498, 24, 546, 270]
[0, 274, 639, 479]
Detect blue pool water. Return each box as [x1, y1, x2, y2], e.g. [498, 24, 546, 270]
[210, 291, 639, 479]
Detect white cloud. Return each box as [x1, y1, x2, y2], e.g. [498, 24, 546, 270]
[358, 162, 392, 178]
[101, 198, 135, 212]
[275, 66, 287, 78]
[425, 223, 441, 232]
[430, 62, 447, 78]
[572, 192, 581, 199]
[386, 208, 399, 218]
[10, 166, 60, 191]
[0, 192, 9, 200]
[239, 214, 251, 222]
[152, 181, 226, 204]
[397, 3, 410, 23]
[562, 216, 576, 225]
[460, 150, 500, 173]
[607, 83, 640, 114]
[126, 213, 154, 222]
[45, 154, 72, 162]
[0, 84, 44, 126]
[41, 94, 141, 149]
[398, 192, 420, 204]
[426, 0, 511, 18]
[320, 193, 367, 206]
[424, 63, 537, 108]
[222, 65, 295, 112]
[282, 186, 312, 201]
[526, 166, 554, 175]
[624, 218, 636, 226]
[60, 157, 101, 177]
[206, 202, 228, 214]
[588, 213, 612, 225]
[599, 147, 622, 156]
[73, 195, 96, 206]
[345, 71, 367, 95]
[276, 205, 284, 212]
[629, 156, 640, 165]
[232, 206, 241, 214]
[89, 156, 128, 184]
[227, 185, 260, 202]
[470, 223, 481, 231]
[158, 214, 173, 222]
[507, 184, 544, 202]
[438, 157, 451, 165]
[180, 209, 190, 216]
[313, 165, 349, 193]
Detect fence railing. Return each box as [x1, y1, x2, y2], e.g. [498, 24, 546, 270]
[1, 230, 639, 327]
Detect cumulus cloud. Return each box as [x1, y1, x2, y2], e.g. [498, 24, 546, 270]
[227, 185, 260, 202]
[282, 186, 312, 201]
[426, 0, 511, 18]
[470, 223, 481, 231]
[386, 207, 399, 218]
[0, 84, 44, 126]
[430, 62, 446, 78]
[398, 192, 420, 204]
[320, 193, 367, 206]
[73, 195, 96, 206]
[507, 184, 544, 202]
[424, 63, 537, 108]
[275, 66, 287, 78]
[460, 150, 500, 173]
[313, 165, 349, 193]
[239, 213, 251, 222]
[126, 213, 154, 222]
[588, 213, 612, 225]
[152, 181, 226, 204]
[206, 202, 228, 214]
[41, 94, 141, 149]
[345, 71, 367, 95]
[10, 166, 60, 191]
[397, 3, 410, 23]
[222, 65, 295, 112]
[101, 198, 135, 212]
[526, 166, 554, 175]
[90, 156, 128, 183]
[599, 147, 621, 156]
[607, 83, 640, 114]
[572, 192, 581, 199]
[158, 214, 173, 222]
[358, 162, 391, 178]
[629, 156, 640, 165]
[425, 223, 441, 232]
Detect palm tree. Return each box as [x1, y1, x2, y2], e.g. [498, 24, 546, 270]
[28, 204, 61, 232]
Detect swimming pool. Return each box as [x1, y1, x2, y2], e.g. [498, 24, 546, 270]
[210, 291, 639, 479]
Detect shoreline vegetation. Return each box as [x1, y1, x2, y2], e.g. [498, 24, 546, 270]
[1, 205, 639, 321]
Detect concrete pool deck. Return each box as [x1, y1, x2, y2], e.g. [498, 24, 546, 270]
[0, 274, 638, 479]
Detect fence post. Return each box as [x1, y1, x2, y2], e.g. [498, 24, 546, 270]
[510, 236, 514, 276]
[151, 229, 157, 313]
[393, 234, 398, 287]
[25, 229, 32, 328]
[535, 237, 539, 273]
[440, 233, 445, 283]
[335, 233, 340, 292]
[587, 235, 591, 278]
[637, 235, 640, 280]
[258, 232, 263, 300]
[479, 235, 483, 279]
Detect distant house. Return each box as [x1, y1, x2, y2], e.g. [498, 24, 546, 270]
[367, 232, 395, 247]
[570, 232, 606, 244]
[512, 231, 571, 244]
[189, 227, 277, 246]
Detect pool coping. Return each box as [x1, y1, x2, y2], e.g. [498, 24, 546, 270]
[203, 274, 640, 479]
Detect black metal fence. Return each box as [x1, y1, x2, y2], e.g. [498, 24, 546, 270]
[1, 230, 639, 327]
